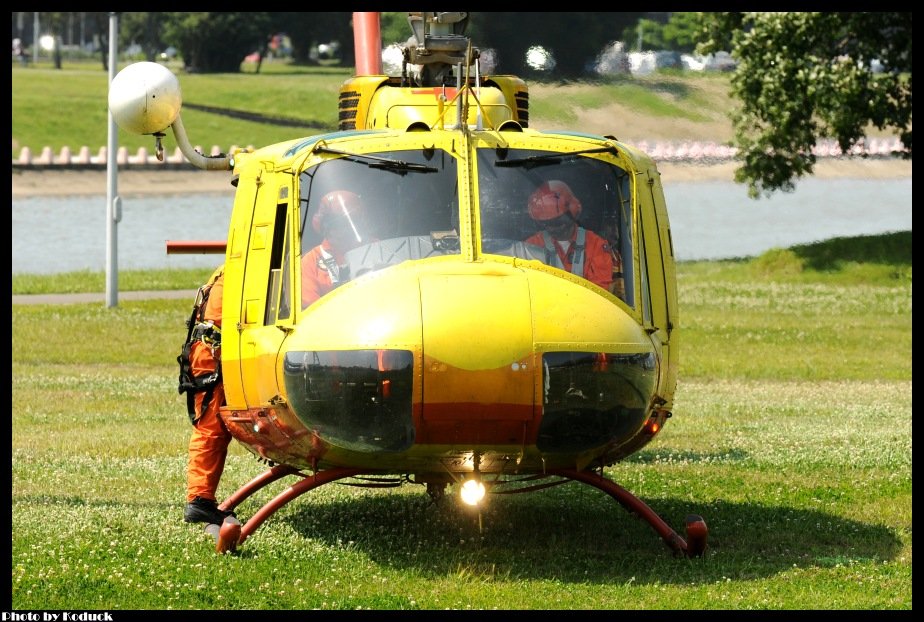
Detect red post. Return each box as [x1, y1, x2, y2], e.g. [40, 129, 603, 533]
[353, 12, 382, 76]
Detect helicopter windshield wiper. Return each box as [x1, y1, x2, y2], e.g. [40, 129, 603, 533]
[494, 146, 618, 169]
[315, 146, 438, 174]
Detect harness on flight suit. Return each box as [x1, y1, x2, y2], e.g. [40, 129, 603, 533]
[177, 269, 223, 423]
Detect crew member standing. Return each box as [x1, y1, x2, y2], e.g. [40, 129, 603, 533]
[180, 265, 235, 525]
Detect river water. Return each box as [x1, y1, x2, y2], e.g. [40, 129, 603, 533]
[12, 176, 912, 275]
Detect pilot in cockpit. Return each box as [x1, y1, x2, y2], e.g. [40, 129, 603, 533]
[524, 180, 625, 299]
[301, 190, 371, 308]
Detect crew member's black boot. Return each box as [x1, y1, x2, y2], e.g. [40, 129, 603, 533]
[184, 496, 235, 524]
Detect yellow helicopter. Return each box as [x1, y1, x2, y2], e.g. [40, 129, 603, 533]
[109, 11, 707, 557]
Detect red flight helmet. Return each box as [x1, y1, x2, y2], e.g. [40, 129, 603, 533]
[527, 180, 582, 222]
[312, 190, 366, 234]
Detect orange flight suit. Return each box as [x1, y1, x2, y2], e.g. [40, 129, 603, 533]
[525, 227, 615, 291]
[186, 268, 233, 504]
[300, 240, 344, 308]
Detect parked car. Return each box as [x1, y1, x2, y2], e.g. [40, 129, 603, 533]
[653, 50, 681, 70]
[680, 53, 705, 71]
[628, 51, 656, 76]
[680, 51, 737, 72]
[702, 51, 737, 72]
[592, 41, 631, 76]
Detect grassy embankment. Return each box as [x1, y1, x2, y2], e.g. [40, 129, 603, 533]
[12, 59, 735, 160]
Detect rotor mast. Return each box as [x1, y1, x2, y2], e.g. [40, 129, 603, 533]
[404, 12, 476, 87]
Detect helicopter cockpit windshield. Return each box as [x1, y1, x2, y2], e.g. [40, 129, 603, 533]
[299, 147, 460, 309]
[477, 147, 634, 306]
[298, 144, 634, 310]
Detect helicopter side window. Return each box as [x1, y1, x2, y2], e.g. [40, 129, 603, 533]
[264, 199, 292, 325]
[298, 148, 459, 309]
[476, 147, 633, 306]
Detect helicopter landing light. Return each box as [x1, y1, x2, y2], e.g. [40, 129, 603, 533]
[460, 478, 486, 506]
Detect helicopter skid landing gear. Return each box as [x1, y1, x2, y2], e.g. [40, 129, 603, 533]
[212, 465, 364, 553]
[204, 516, 242, 554]
[554, 468, 708, 558]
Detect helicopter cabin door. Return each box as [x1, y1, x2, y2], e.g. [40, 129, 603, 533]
[637, 168, 679, 400]
[236, 177, 296, 408]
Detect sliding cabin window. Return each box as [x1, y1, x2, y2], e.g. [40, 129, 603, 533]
[264, 196, 292, 325]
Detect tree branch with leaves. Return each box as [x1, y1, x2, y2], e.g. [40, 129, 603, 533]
[698, 12, 911, 198]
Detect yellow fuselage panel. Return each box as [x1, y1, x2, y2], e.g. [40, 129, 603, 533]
[526, 268, 650, 351]
[287, 262, 426, 353]
[419, 270, 532, 369]
[287, 258, 649, 360]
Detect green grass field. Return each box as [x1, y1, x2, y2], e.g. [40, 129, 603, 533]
[10, 232, 912, 610]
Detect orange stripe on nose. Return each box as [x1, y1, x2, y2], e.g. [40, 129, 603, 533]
[418, 402, 537, 445]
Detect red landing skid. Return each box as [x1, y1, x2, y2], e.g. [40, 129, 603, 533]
[207, 465, 707, 558]
[551, 469, 708, 558]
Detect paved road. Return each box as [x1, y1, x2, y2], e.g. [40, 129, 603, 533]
[12, 290, 197, 305]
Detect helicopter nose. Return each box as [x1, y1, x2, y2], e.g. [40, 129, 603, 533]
[413, 263, 652, 446]
[286, 260, 652, 451]
[417, 268, 536, 445]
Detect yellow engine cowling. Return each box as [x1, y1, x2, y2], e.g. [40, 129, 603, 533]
[339, 75, 528, 131]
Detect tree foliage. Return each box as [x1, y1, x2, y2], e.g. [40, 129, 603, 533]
[618, 13, 700, 53]
[161, 12, 272, 73]
[380, 12, 414, 47]
[698, 12, 912, 198]
[119, 12, 168, 62]
[469, 12, 644, 78]
[621, 18, 665, 52]
[662, 12, 703, 54]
